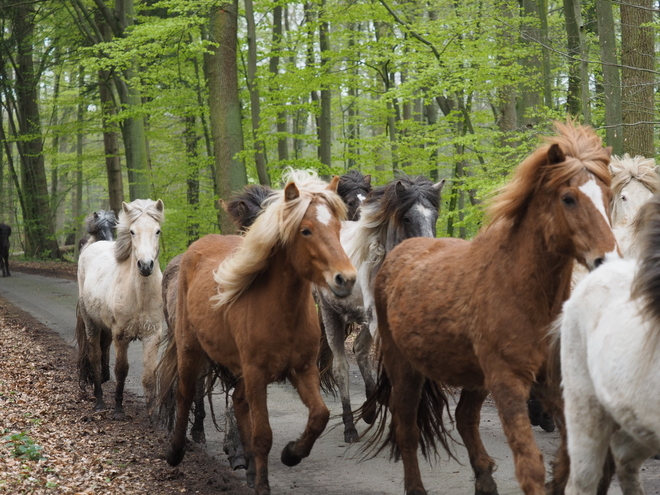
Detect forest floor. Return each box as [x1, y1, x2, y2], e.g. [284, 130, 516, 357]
[0, 260, 252, 494]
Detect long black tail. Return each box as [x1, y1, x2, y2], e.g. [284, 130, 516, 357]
[357, 360, 456, 462]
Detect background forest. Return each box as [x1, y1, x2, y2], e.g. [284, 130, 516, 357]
[0, 0, 656, 263]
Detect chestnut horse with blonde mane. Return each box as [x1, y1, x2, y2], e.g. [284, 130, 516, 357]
[364, 122, 620, 495]
[158, 170, 356, 495]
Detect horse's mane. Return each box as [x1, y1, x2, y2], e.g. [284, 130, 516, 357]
[85, 210, 117, 235]
[347, 175, 440, 268]
[225, 185, 274, 233]
[610, 154, 659, 223]
[632, 194, 660, 325]
[212, 169, 347, 308]
[338, 170, 371, 198]
[115, 199, 165, 263]
[488, 121, 612, 226]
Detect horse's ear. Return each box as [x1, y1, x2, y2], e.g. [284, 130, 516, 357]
[218, 199, 228, 212]
[363, 174, 372, 185]
[395, 180, 408, 195]
[284, 182, 300, 201]
[122, 201, 131, 215]
[603, 146, 613, 159]
[547, 143, 566, 165]
[93, 212, 99, 219]
[433, 179, 446, 194]
[155, 199, 164, 212]
[327, 175, 340, 193]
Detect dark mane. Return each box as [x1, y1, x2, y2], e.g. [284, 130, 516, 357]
[363, 174, 440, 226]
[225, 185, 274, 233]
[488, 121, 611, 226]
[85, 210, 117, 236]
[632, 194, 660, 329]
[338, 170, 371, 198]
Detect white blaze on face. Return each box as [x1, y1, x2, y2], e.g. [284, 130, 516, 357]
[357, 194, 366, 203]
[316, 204, 332, 226]
[416, 204, 433, 220]
[579, 175, 611, 227]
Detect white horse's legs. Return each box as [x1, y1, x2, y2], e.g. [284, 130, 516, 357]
[87, 330, 106, 411]
[141, 331, 161, 419]
[353, 324, 376, 424]
[320, 302, 357, 443]
[610, 430, 653, 495]
[113, 336, 130, 420]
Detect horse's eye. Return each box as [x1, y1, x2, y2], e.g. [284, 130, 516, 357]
[301, 228, 312, 237]
[156, 229, 161, 236]
[130, 229, 135, 236]
[620, 195, 627, 202]
[403, 217, 412, 224]
[561, 195, 576, 207]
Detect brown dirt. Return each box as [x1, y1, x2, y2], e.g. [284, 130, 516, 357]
[0, 262, 251, 494]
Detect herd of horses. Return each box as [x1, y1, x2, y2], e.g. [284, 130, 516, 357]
[68, 121, 660, 495]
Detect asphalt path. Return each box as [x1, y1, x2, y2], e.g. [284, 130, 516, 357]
[2, 269, 658, 494]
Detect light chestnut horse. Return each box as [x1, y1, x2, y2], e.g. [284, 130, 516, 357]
[77, 199, 164, 419]
[158, 170, 356, 495]
[364, 122, 620, 495]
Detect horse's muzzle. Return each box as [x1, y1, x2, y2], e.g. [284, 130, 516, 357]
[329, 272, 355, 298]
[137, 259, 155, 277]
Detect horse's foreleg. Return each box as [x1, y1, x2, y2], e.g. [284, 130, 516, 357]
[166, 346, 204, 467]
[282, 364, 330, 467]
[243, 367, 273, 495]
[488, 375, 545, 495]
[353, 324, 376, 424]
[321, 304, 357, 443]
[112, 337, 130, 420]
[100, 329, 112, 383]
[232, 380, 255, 486]
[141, 331, 161, 419]
[610, 430, 652, 495]
[456, 388, 498, 495]
[86, 331, 106, 412]
[190, 366, 207, 444]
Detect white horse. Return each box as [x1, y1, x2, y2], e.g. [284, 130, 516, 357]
[571, 154, 659, 284]
[76, 199, 164, 419]
[558, 193, 660, 495]
[317, 176, 444, 443]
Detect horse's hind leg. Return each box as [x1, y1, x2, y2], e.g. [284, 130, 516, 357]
[111, 336, 130, 420]
[281, 364, 330, 467]
[86, 329, 106, 411]
[456, 388, 498, 495]
[100, 329, 112, 383]
[610, 430, 653, 495]
[320, 302, 357, 443]
[353, 324, 376, 424]
[190, 369, 207, 444]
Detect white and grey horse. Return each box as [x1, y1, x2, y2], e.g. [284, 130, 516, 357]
[77, 199, 164, 419]
[317, 175, 444, 443]
[558, 192, 660, 495]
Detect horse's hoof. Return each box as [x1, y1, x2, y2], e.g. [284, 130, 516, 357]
[361, 400, 378, 425]
[281, 441, 302, 467]
[475, 478, 499, 495]
[344, 428, 359, 444]
[166, 447, 185, 467]
[112, 409, 126, 421]
[246, 464, 256, 488]
[94, 402, 107, 412]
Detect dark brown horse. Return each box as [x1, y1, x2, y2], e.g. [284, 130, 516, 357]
[338, 169, 371, 220]
[158, 170, 356, 495]
[364, 122, 619, 495]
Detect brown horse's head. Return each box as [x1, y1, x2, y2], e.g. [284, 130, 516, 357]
[284, 176, 356, 297]
[489, 121, 620, 271]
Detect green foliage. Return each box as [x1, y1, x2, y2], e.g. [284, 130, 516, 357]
[2, 431, 44, 461]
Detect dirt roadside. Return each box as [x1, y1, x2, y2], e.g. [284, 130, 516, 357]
[1, 261, 252, 494]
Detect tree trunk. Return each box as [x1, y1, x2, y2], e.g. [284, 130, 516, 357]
[11, 4, 59, 258]
[318, 0, 332, 172]
[184, 116, 200, 245]
[269, 5, 289, 163]
[595, 0, 622, 154]
[620, 0, 654, 157]
[518, 0, 542, 127]
[98, 69, 124, 216]
[244, 0, 270, 185]
[205, 0, 247, 234]
[73, 68, 85, 262]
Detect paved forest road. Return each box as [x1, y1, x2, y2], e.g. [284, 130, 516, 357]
[2, 269, 659, 494]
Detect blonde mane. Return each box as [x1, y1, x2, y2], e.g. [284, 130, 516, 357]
[212, 170, 347, 308]
[488, 121, 612, 226]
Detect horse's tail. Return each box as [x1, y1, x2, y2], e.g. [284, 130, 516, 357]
[155, 329, 179, 430]
[632, 194, 660, 337]
[75, 303, 94, 389]
[357, 359, 456, 462]
[317, 309, 337, 395]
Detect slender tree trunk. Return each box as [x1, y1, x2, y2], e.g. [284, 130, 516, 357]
[184, 116, 200, 244]
[98, 69, 124, 216]
[11, 4, 59, 258]
[518, 0, 542, 126]
[620, 0, 654, 157]
[244, 0, 270, 185]
[73, 68, 85, 262]
[269, 5, 289, 163]
[595, 0, 622, 154]
[563, 0, 590, 121]
[205, 0, 247, 234]
[497, 0, 517, 141]
[318, 0, 332, 171]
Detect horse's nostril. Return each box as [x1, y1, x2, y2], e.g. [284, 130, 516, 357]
[335, 273, 346, 287]
[149, 260, 154, 270]
[594, 257, 604, 268]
